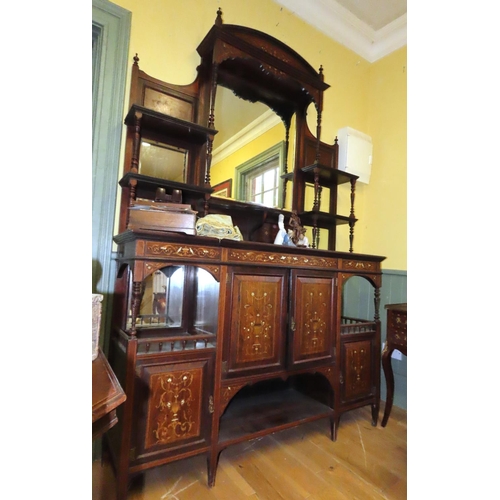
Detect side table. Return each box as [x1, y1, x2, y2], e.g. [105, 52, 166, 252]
[381, 303, 407, 427]
[92, 348, 126, 440]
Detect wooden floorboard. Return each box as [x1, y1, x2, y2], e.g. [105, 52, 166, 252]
[92, 403, 406, 500]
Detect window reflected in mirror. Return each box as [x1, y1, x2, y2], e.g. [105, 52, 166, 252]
[235, 142, 285, 208]
[139, 139, 188, 182]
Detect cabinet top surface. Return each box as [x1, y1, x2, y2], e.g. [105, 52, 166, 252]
[114, 229, 386, 263]
[385, 303, 407, 311]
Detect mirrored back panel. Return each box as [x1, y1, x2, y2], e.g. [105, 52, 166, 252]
[128, 265, 220, 337]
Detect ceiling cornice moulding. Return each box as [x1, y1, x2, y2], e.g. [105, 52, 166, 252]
[273, 0, 407, 63]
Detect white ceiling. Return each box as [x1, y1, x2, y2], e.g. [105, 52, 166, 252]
[272, 0, 407, 62]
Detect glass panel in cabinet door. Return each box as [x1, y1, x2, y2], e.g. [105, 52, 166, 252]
[139, 139, 188, 182]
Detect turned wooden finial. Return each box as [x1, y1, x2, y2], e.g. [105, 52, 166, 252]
[319, 65, 324, 80]
[215, 8, 223, 25]
[133, 53, 139, 66]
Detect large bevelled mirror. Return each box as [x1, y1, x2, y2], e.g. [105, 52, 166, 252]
[210, 85, 291, 209]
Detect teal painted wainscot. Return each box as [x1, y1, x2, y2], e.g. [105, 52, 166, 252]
[342, 269, 407, 411]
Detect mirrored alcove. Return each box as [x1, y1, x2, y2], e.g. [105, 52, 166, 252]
[128, 265, 220, 338]
[138, 139, 188, 182]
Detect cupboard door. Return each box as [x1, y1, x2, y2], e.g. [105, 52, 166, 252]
[224, 267, 288, 377]
[290, 270, 336, 366]
[132, 356, 213, 464]
[341, 339, 374, 402]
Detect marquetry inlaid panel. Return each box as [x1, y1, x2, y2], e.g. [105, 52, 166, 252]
[143, 363, 203, 449]
[291, 274, 334, 363]
[227, 271, 286, 373]
[342, 340, 372, 401]
[387, 307, 407, 351]
[144, 242, 221, 261]
[341, 259, 377, 272]
[227, 249, 337, 269]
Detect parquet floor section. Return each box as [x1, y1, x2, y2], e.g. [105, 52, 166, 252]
[93, 404, 406, 500]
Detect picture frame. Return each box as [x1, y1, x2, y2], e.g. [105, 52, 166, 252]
[212, 179, 232, 198]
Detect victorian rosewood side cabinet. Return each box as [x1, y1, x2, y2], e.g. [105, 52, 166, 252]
[381, 303, 407, 427]
[106, 10, 385, 500]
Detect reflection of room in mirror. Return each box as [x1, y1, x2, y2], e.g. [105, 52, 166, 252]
[131, 267, 185, 328]
[139, 140, 188, 182]
[212, 179, 232, 198]
[246, 160, 280, 206]
[213, 86, 270, 149]
[126, 266, 220, 335]
[194, 267, 219, 335]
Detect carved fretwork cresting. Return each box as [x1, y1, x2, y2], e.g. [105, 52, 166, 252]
[145, 369, 202, 449]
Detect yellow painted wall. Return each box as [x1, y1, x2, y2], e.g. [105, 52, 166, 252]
[112, 0, 406, 269]
[365, 47, 407, 270]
